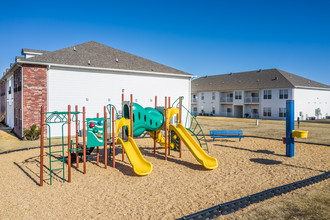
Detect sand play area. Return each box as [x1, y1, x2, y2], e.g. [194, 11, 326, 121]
[0, 136, 329, 219]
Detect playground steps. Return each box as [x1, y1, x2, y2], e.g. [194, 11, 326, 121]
[49, 146, 65, 185]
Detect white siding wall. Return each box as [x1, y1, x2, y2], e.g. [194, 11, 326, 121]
[259, 88, 292, 120]
[196, 91, 220, 115]
[233, 90, 244, 105]
[293, 88, 330, 120]
[48, 68, 191, 137]
[6, 76, 14, 128]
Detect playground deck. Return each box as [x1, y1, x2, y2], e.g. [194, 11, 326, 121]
[0, 136, 329, 219]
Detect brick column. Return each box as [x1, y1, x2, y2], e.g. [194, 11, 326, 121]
[22, 64, 47, 136]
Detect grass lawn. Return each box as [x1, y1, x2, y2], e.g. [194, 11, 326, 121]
[195, 116, 330, 145]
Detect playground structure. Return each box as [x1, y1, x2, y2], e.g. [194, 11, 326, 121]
[40, 94, 217, 186]
[284, 99, 308, 157]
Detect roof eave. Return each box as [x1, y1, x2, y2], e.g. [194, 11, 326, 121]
[0, 63, 20, 82]
[16, 60, 196, 78]
[294, 86, 330, 91]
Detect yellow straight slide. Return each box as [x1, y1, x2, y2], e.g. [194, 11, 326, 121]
[116, 137, 153, 175]
[169, 124, 218, 169]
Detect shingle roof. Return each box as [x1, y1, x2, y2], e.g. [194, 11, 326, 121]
[192, 69, 330, 92]
[20, 41, 192, 76]
[21, 48, 48, 54]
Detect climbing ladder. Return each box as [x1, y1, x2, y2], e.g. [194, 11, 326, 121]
[44, 111, 80, 185]
[172, 97, 209, 153]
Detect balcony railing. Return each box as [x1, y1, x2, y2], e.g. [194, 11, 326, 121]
[220, 97, 233, 103]
[244, 97, 259, 103]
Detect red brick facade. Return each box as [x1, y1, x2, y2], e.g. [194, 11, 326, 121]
[13, 67, 22, 137]
[22, 64, 47, 137]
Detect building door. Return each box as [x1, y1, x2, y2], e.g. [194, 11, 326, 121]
[6, 76, 14, 128]
[234, 105, 243, 118]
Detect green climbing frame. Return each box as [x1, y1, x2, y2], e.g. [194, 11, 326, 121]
[44, 111, 80, 185]
[171, 97, 209, 153]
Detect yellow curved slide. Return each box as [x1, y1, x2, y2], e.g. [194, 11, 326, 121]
[116, 137, 153, 176]
[169, 124, 218, 169]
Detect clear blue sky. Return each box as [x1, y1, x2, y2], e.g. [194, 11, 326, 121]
[1, 0, 329, 85]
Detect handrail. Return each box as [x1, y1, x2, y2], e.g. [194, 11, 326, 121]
[181, 105, 209, 152]
[106, 104, 120, 120]
[171, 96, 209, 152]
[172, 96, 184, 107]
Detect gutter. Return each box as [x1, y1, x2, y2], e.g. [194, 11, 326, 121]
[294, 86, 330, 91]
[16, 60, 196, 78]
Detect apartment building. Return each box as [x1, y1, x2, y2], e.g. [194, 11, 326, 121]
[191, 69, 330, 120]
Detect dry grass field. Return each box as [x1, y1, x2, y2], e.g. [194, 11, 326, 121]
[0, 118, 329, 219]
[196, 116, 330, 146]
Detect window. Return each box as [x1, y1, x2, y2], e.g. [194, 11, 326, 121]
[201, 93, 204, 100]
[193, 94, 196, 98]
[279, 89, 288, 99]
[235, 91, 242, 100]
[263, 90, 272, 99]
[212, 107, 215, 114]
[252, 109, 258, 114]
[279, 108, 286, 117]
[193, 107, 197, 112]
[227, 108, 232, 113]
[212, 92, 215, 100]
[263, 107, 271, 117]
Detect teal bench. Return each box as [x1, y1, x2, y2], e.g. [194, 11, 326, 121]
[210, 130, 244, 142]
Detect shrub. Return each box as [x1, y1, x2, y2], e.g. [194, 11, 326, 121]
[24, 124, 41, 140]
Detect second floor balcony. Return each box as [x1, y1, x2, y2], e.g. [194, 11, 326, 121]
[244, 97, 259, 103]
[220, 97, 233, 103]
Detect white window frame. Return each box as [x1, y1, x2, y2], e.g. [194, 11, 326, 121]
[279, 108, 286, 117]
[263, 90, 272, 99]
[279, 89, 288, 99]
[263, 107, 271, 117]
[235, 91, 242, 100]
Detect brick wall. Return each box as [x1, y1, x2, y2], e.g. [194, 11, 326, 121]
[13, 67, 22, 137]
[22, 64, 47, 137]
[0, 80, 6, 123]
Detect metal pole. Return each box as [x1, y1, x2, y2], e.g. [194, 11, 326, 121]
[165, 96, 167, 160]
[130, 94, 133, 138]
[112, 107, 115, 168]
[122, 93, 125, 161]
[68, 105, 71, 183]
[96, 113, 99, 165]
[168, 96, 171, 156]
[286, 100, 295, 157]
[104, 106, 107, 169]
[154, 96, 157, 157]
[179, 96, 182, 158]
[83, 107, 86, 174]
[75, 105, 79, 168]
[40, 105, 44, 186]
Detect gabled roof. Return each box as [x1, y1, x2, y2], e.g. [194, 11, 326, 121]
[192, 69, 330, 92]
[21, 48, 48, 54]
[19, 41, 192, 76]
